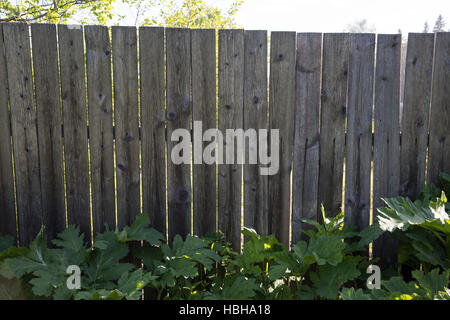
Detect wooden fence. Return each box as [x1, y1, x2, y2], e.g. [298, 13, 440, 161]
[0, 23, 449, 268]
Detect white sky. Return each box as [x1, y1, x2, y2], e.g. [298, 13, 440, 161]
[231, 0, 449, 33]
[114, 0, 449, 33]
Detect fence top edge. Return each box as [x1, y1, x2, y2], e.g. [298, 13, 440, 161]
[1, 22, 450, 37]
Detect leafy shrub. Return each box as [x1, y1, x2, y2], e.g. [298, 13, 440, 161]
[1, 175, 450, 300]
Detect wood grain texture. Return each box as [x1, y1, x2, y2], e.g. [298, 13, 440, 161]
[344, 34, 375, 231]
[85, 25, 115, 234]
[58, 24, 91, 240]
[318, 33, 349, 219]
[0, 24, 16, 240]
[3, 23, 42, 246]
[140, 27, 166, 235]
[112, 26, 140, 229]
[292, 33, 322, 243]
[372, 34, 402, 269]
[243, 30, 268, 237]
[400, 33, 434, 199]
[31, 23, 66, 243]
[192, 29, 217, 236]
[268, 31, 296, 246]
[427, 33, 450, 186]
[166, 28, 192, 242]
[218, 29, 244, 251]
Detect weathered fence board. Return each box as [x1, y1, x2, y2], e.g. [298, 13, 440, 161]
[243, 30, 268, 237]
[166, 28, 192, 242]
[58, 24, 91, 240]
[85, 25, 116, 234]
[0, 24, 16, 240]
[344, 34, 375, 231]
[373, 34, 402, 268]
[140, 27, 166, 235]
[268, 32, 296, 246]
[318, 33, 349, 219]
[218, 29, 244, 251]
[192, 29, 217, 236]
[112, 26, 141, 229]
[400, 33, 435, 199]
[428, 32, 450, 186]
[31, 23, 66, 243]
[3, 23, 42, 246]
[292, 33, 322, 243]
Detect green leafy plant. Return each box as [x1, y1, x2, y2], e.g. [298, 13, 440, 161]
[1, 174, 450, 300]
[376, 173, 450, 272]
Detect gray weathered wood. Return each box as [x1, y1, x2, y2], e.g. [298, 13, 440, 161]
[3, 23, 42, 246]
[112, 26, 140, 229]
[140, 27, 166, 235]
[218, 29, 244, 251]
[31, 23, 66, 243]
[85, 25, 116, 234]
[318, 33, 349, 219]
[268, 31, 296, 246]
[166, 28, 192, 242]
[192, 29, 217, 236]
[428, 33, 450, 186]
[400, 33, 434, 199]
[344, 34, 375, 231]
[243, 30, 268, 237]
[372, 34, 402, 268]
[292, 33, 322, 243]
[0, 24, 16, 240]
[58, 24, 91, 240]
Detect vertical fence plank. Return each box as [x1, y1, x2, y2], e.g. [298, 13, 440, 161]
[85, 25, 115, 234]
[31, 24, 66, 243]
[400, 33, 434, 199]
[344, 34, 375, 231]
[218, 29, 244, 251]
[140, 27, 166, 235]
[58, 24, 91, 240]
[112, 26, 140, 229]
[428, 33, 450, 186]
[192, 29, 216, 236]
[3, 23, 42, 246]
[269, 32, 296, 246]
[0, 24, 16, 240]
[292, 33, 322, 243]
[166, 28, 192, 242]
[243, 30, 268, 236]
[318, 33, 349, 219]
[373, 34, 402, 269]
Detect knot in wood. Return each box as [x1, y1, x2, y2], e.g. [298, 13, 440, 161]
[177, 188, 190, 203]
[167, 110, 177, 121]
[124, 132, 133, 143]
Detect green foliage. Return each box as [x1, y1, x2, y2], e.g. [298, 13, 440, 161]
[2, 173, 450, 300]
[141, 0, 243, 28]
[0, 0, 115, 24]
[376, 173, 450, 272]
[0, 0, 244, 28]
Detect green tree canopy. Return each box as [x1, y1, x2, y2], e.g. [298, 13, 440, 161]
[0, 0, 115, 24]
[129, 0, 243, 28]
[343, 19, 376, 33]
[0, 0, 243, 28]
